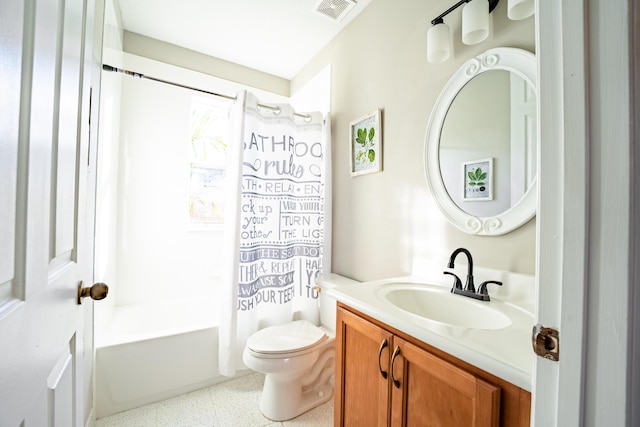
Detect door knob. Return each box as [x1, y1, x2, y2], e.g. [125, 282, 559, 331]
[531, 324, 559, 361]
[77, 282, 109, 304]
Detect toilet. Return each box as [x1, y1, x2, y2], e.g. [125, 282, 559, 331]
[242, 274, 358, 421]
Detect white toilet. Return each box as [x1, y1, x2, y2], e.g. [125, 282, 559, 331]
[242, 274, 357, 421]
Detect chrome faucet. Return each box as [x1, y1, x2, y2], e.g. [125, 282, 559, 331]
[444, 247, 502, 301]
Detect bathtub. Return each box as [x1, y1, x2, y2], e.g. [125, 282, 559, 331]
[95, 300, 223, 418]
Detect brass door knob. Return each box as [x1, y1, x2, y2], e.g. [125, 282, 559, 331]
[77, 282, 109, 304]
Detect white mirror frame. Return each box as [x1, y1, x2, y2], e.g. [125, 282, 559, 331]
[425, 47, 537, 236]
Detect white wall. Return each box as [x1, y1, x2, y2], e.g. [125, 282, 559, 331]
[115, 71, 223, 306]
[292, 0, 536, 280]
[95, 0, 123, 327]
[123, 31, 290, 97]
[290, 65, 331, 114]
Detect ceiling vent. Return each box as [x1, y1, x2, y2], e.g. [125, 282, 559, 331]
[315, 0, 356, 22]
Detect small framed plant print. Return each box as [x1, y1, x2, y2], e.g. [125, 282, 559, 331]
[463, 158, 493, 201]
[350, 109, 382, 177]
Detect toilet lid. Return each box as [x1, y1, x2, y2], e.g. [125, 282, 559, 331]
[246, 320, 328, 355]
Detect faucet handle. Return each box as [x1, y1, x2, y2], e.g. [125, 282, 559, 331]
[443, 271, 463, 292]
[478, 280, 503, 297]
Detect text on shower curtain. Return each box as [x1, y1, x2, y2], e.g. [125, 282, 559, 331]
[237, 131, 324, 311]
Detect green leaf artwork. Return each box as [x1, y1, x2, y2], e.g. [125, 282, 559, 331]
[368, 149, 375, 162]
[351, 110, 382, 175]
[467, 167, 487, 186]
[463, 159, 492, 201]
[354, 126, 376, 166]
[356, 128, 368, 146]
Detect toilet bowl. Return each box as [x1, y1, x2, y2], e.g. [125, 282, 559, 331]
[242, 274, 359, 421]
[242, 319, 335, 421]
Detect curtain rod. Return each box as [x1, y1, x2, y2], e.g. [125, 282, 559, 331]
[102, 64, 311, 120]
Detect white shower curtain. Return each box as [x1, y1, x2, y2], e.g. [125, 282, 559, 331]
[219, 91, 332, 376]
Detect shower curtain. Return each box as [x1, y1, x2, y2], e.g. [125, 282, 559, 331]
[219, 91, 332, 376]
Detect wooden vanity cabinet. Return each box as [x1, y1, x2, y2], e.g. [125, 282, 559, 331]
[334, 304, 531, 427]
[334, 304, 392, 426]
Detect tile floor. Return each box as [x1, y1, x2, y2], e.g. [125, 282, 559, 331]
[95, 372, 333, 427]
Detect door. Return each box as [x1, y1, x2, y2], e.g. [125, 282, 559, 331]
[389, 336, 500, 427]
[534, 1, 590, 424]
[335, 306, 392, 427]
[534, 1, 636, 426]
[0, 0, 102, 426]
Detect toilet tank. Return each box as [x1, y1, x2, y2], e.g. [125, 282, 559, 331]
[315, 274, 359, 333]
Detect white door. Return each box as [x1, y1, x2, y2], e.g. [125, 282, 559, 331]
[533, 1, 634, 426]
[534, 1, 592, 425]
[532, 2, 585, 422]
[0, 0, 102, 426]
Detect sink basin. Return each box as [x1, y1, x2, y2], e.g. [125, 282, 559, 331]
[376, 283, 512, 330]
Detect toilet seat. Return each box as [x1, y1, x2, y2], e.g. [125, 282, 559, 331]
[246, 320, 328, 356]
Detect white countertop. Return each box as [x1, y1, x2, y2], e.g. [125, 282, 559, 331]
[324, 272, 535, 391]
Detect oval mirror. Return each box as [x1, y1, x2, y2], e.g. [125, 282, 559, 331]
[425, 47, 537, 235]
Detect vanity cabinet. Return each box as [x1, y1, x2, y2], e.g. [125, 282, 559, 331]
[334, 304, 531, 427]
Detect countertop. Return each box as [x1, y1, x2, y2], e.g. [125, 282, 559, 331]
[320, 268, 535, 391]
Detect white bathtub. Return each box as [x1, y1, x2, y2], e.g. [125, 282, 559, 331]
[95, 300, 222, 418]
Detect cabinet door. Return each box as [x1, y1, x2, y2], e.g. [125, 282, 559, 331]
[390, 337, 500, 427]
[335, 307, 393, 427]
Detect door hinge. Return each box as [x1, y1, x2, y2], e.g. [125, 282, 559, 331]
[532, 324, 559, 361]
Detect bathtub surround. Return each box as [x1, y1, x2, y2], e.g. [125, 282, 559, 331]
[220, 92, 332, 376]
[95, 301, 219, 418]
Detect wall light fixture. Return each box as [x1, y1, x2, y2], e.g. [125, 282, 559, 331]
[427, 0, 534, 63]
